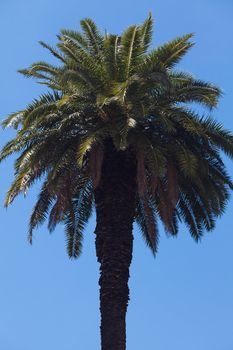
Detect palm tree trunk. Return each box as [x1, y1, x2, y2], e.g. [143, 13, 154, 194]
[94, 140, 137, 350]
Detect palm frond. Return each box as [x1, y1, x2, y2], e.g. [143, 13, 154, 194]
[140, 12, 153, 52]
[80, 18, 104, 56]
[120, 25, 144, 78]
[153, 33, 194, 68]
[28, 182, 54, 243]
[65, 181, 93, 258]
[136, 197, 159, 255]
[60, 29, 89, 50]
[2, 111, 23, 129]
[39, 40, 66, 63]
[104, 35, 120, 80]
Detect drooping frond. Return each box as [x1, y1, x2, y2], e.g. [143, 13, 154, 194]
[2, 111, 23, 129]
[2, 91, 60, 131]
[65, 180, 93, 258]
[135, 197, 159, 255]
[167, 71, 221, 109]
[28, 181, 54, 243]
[200, 117, 233, 158]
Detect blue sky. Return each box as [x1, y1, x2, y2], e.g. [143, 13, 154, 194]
[0, 0, 233, 349]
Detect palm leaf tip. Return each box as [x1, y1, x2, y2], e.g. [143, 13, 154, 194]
[154, 33, 195, 69]
[80, 18, 104, 55]
[28, 229, 33, 245]
[140, 12, 154, 51]
[38, 40, 65, 63]
[1, 111, 23, 129]
[136, 199, 159, 256]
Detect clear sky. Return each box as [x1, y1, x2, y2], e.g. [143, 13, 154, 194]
[0, 0, 232, 349]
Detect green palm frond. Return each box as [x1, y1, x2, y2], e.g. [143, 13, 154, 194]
[137, 53, 170, 91]
[136, 197, 159, 255]
[104, 35, 120, 80]
[200, 117, 233, 158]
[60, 29, 89, 50]
[169, 71, 221, 108]
[2, 111, 24, 129]
[77, 128, 107, 166]
[2, 91, 61, 130]
[153, 33, 194, 68]
[28, 182, 54, 243]
[178, 193, 203, 241]
[39, 40, 66, 63]
[121, 25, 141, 78]
[140, 12, 153, 52]
[176, 146, 198, 178]
[80, 18, 104, 56]
[18, 61, 61, 83]
[65, 180, 93, 258]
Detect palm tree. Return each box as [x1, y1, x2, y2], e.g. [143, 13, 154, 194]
[1, 14, 233, 350]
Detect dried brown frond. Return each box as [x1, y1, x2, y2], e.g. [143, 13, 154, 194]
[89, 142, 104, 189]
[157, 179, 173, 232]
[167, 161, 179, 208]
[150, 174, 159, 196]
[136, 149, 147, 198]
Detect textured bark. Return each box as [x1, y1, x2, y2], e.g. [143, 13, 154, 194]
[94, 140, 137, 350]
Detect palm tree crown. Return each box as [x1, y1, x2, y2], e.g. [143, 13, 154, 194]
[1, 14, 233, 257]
